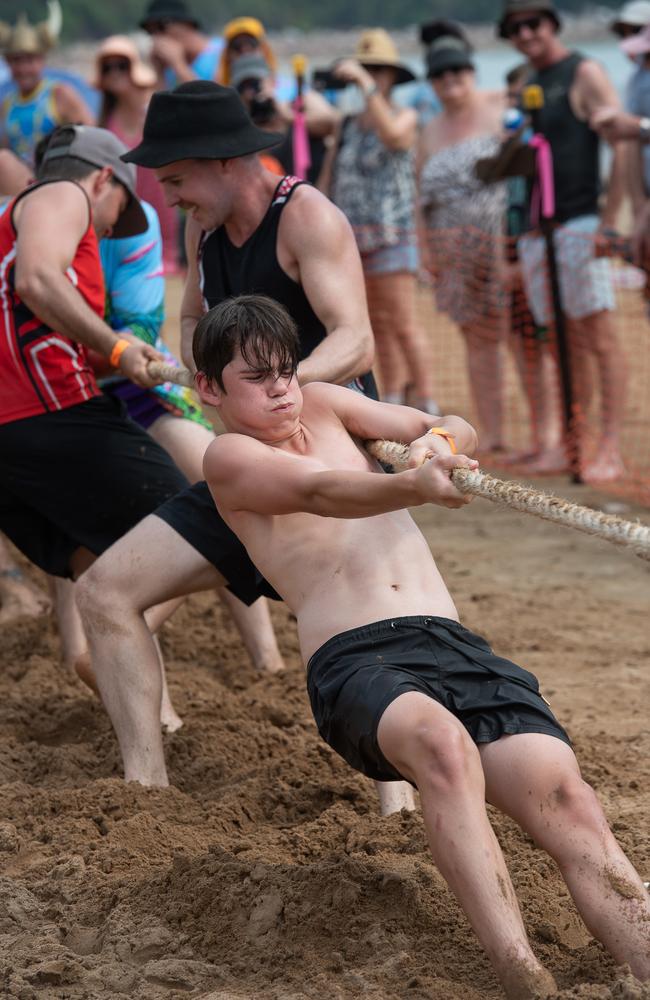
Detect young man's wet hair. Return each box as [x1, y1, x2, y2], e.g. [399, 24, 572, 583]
[192, 294, 300, 390]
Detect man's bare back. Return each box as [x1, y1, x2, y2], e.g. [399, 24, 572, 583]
[208, 382, 462, 661]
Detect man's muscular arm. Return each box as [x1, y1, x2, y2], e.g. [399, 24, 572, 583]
[205, 432, 477, 520]
[14, 183, 160, 386]
[574, 60, 624, 225]
[280, 188, 375, 385]
[180, 217, 205, 372]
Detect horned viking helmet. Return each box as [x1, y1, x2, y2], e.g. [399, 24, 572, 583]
[0, 0, 62, 57]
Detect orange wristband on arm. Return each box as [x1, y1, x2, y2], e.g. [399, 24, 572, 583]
[109, 338, 131, 369]
[427, 427, 457, 453]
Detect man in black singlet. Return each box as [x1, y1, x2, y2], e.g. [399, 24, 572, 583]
[75, 84, 416, 812]
[499, 0, 629, 483]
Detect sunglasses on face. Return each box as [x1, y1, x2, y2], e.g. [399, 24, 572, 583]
[613, 23, 644, 37]
[504, 15, 544, 38]
[101, 59, 131, 74]
[143, 20, 169, 33]
[430, 66, 466, 81]
[229, 36, 259, 54]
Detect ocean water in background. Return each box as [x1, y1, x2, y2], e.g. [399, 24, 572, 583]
[467, 39, 631, 93]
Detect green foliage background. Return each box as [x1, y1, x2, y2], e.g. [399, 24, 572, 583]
[0, 0, 621, 38]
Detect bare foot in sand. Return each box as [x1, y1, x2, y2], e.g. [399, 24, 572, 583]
[582, 443, 625, 484]
[0, 570, 52, 625]
[518, 445, 569, 475]
[499, 957, 557, 1000]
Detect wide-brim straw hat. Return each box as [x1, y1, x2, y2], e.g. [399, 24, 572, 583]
[93, 36, 157, 89]
[353, 28, 415, 85]
[122, 80, 283, 168]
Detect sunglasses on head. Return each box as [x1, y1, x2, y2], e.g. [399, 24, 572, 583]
[229, 36, 259, 54]
[101, 58, 131, 74]
[504, 14, 544, 37]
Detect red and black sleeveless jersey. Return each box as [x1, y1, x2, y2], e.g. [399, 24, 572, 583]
[0, 181, 104, 425]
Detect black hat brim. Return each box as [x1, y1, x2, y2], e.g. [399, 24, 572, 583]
[427, 52, 474, 78]
[122, 128, 284, 168]
[112, 194, 149, 239]
[358, 61, 416, 85]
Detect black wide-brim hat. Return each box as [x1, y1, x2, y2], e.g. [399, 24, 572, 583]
[121, 81, 283, 168]
[497, 0, 561, 38]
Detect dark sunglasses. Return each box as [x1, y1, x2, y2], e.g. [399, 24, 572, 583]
[613, 23, 644, 38]
[101, 58, 131, 74]
[429, 65, 467, 81]
[229, 36, 259, 54]
[504, 15, 544, 37]
[142, 20, 169, 33]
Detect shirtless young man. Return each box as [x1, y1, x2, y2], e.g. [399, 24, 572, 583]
[197, 294, 650, 1000]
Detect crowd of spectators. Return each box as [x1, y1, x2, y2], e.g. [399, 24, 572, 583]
[1, 0, 649, 482]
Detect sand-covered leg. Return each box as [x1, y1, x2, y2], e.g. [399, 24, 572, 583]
[76, 515, 223, 785]
[378, 691, 556, 999]
[481, 733, 650, 981]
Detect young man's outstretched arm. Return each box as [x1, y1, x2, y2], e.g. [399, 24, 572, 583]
[204, 385, 478, 519]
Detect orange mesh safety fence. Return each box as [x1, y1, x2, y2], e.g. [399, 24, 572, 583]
[351, 222, 650, 507]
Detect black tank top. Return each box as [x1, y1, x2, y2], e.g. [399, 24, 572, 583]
[528, 52, 600, 222]
[199, 176, 326, 361]
[198, 175, 376, 396]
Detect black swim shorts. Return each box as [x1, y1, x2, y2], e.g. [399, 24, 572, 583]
[307, 615, 570, 783]
[0, 394, 188, 578]
[153, 480, 281, 607]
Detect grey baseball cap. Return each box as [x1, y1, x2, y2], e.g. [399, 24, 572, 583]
[40, 125, 147, 238]
[230, 54, 272, 90]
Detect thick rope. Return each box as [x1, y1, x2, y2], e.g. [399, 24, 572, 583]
[147, 361, 194, 388]
[366, 439, 650, 563]
[139, 374, 650, 561]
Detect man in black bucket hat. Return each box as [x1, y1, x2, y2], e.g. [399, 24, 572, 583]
[498, 0, 630, 484]
[75, 81, 419, 816]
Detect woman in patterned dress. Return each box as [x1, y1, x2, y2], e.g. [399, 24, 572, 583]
[320, 29, 439, 413]
[418, 28, 509, 451]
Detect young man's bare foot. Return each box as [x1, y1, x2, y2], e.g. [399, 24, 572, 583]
[498, 956, 557, 1000]
[0, 569, 52, 624]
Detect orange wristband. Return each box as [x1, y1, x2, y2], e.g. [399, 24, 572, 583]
[109, 338, 131, 369]
[427, 427, 457, 453]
